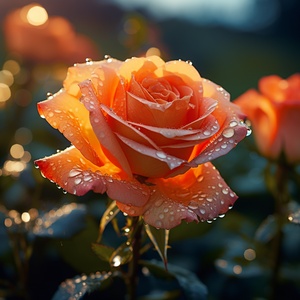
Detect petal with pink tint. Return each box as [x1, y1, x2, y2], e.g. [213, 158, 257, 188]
[37, 90, 103, 167]
[79, 80, 132, 176]
[117, 192, 198, 230]
[100, 104, 160, 150]
[115, 133, 186, 178]
[188, 79, 249, 166]
[90, 65, 126, 116]
[35, 146, 150, 206]
[117, 162, 237, 229]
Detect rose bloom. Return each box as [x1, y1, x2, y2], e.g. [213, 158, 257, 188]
[235, 74, 300, 164]
[35, 56, 248, 229]
[3, 7, 99, 64]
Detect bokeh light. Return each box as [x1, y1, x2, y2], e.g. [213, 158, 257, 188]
[26, 5, 48, 26]
[15, 127, 33, 145]
[10, 144, 25, 159]
[0, 83, 11, 103]
[3, 60, 21, 76]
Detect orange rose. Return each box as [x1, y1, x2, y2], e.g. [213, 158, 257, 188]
[35, 56, 248, 229]
[234, 74, 300, 164]
[3, 6, 99, 64]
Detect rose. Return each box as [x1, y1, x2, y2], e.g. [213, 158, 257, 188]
[35, 55, 248, 229]
[234, 74, 300, 164]
[4, 5, 98, 64]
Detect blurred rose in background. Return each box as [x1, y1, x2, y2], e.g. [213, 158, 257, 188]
[235, 74, 300, 164]
[3, 4, 100, 64]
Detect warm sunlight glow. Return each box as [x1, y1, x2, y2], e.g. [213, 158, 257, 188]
[3, 60, 21, 76]
[146, 47, 161, 57]
[0, 83, 11, 103]
[10, 144, 25, 159]
[21, 212, 31, 223]
[26, 6, 48, 26]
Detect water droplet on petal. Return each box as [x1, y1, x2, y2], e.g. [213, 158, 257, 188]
[69, 169, 81, 177]
[222, 128, 234, 138]
[246, 127, 252, 136]
[203, 130, 211, 136]
[155, 220, 162, 228]
[74, 178, 82, 185]
[229, 121, 238, 127]
[155, 151, 167, 159]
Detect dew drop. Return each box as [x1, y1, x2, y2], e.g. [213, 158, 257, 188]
[222, 188, 229, 195]
[85, 57, 93, 64]
[229, 121, 238, 127]
[159, 213, 164, 220]
[155, 151, 167, 159]
[155, 220, 162, 228]
[222, 128, 234, 138]
[74, 178, 82, 185]
[69, 169, 81, 177]
[188, 204, 198, 210]
[98, 131, 105, 138]
[246, 127, 252, 136]
[199, 208, 206, 215]
[197, 175, 204, 182]
[203, 130, 211, 136]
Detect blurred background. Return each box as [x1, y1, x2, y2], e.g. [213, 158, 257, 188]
[0, 0, 300, 299]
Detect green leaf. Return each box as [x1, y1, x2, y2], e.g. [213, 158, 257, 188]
[110, 242, 133, 267]
[97, 200, 120, 242]
[255, 215, 278, 243]
[58, 218, 110, 273]
[32, 203, 87, 239]
[51, 271, 112, 300]
[145, 224, 169, 269]
[141, 260, 207, 300]
[91, 243, 115, 262]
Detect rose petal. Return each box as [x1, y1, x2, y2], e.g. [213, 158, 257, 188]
[79, 80, 132, 176]
[115, 133, 186, 178]
[117, 162, 237, 229]
[182, 97, 218, 129]
[34, 146, 150, 206]
[90, 65, 127, 118]
[117, 192, 198, 229]
[188, 79, 249, 166]
[63, 58, 122, 97]
[100, 104, 160, 150]
[155, 59, 203, 121]
[275, 105, 300, 163]
[234, 90, 278, 158]
[37, 90, 103, 166]
[126, 91, 191, 128]
[118, 56, 165, 82]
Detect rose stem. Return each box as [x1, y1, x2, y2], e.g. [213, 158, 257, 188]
[269, 161, 289, 300]
[127, 216, 143, 300]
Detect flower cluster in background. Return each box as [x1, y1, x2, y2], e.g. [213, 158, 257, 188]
[0, 1, 300, 300]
